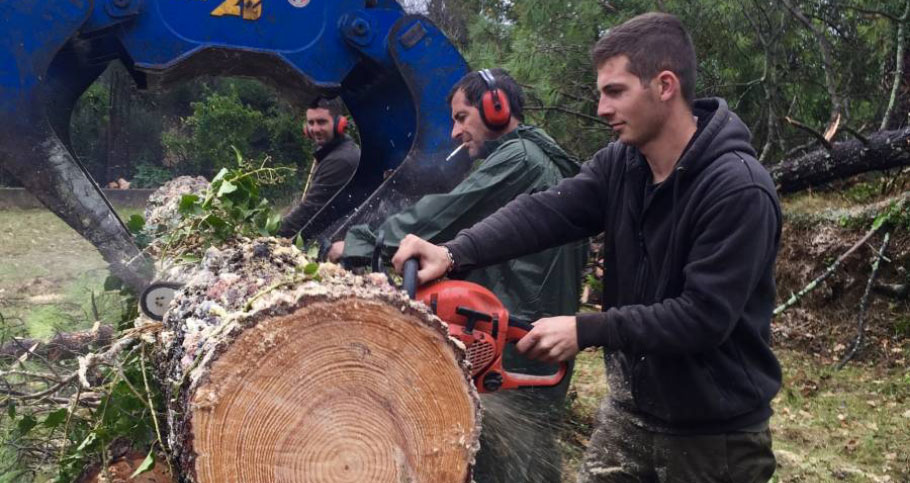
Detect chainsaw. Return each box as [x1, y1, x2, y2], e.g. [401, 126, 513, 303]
[402, 259, 567, 393]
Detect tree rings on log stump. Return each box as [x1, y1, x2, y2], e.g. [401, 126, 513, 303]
[160, 239, 480, 482]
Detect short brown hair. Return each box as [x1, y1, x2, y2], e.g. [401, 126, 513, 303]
[307, 96, 344, 118]
[591, 12, 696, 107]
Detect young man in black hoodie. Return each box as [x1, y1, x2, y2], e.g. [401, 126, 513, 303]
[393, 12, 781, 482]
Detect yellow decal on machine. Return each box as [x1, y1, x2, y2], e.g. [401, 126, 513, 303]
[242, 0, 262, 20]
[210, 0, 261, 20]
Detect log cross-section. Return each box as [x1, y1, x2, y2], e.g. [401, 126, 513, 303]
[155, 238, 480, 482]
[191, 299, 477, 481]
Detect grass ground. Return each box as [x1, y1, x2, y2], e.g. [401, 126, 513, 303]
[561, 348, 910, 482]
[0, 209, 138, 339]
[2, 207, 909, 482]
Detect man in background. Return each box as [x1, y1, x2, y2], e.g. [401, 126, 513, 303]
[279, 97, 360, 238]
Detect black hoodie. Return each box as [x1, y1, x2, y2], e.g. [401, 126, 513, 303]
[445, 98, 782, 433]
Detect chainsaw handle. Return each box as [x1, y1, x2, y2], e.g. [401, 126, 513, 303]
[500, 363, 568, 391]
[499, 314, 569, 390]
[403, 258, 419, 299]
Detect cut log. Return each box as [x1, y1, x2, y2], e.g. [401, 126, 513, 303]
[770, 128, 910, 194]
[154, 238, 480, 482]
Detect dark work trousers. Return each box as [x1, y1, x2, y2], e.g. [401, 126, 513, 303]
[577, 401, 776, 483]
[472, 344, 575, 483]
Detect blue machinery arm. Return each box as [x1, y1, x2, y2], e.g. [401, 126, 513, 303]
[0, 0, 471, 292]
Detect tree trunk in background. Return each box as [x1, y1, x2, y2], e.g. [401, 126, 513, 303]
[105, 65, 132, 184]
[770, 128, 910, 194]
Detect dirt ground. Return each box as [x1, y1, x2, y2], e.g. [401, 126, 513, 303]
[2, 205, 909, 482]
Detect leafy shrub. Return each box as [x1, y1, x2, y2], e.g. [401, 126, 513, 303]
[131, 164, 172, 189]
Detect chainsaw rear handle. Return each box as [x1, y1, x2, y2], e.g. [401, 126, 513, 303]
[499, 363, 568, 391]
[500, 314, 570, 391]
[403, 258, 419, 299]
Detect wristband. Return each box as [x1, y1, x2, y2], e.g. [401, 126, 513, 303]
[444, 246, 456, 273]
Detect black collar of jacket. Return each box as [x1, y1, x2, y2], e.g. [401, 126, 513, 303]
[314, 134, 350, 162]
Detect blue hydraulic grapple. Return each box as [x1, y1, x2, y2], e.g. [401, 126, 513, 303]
[0, 0, 471, 292]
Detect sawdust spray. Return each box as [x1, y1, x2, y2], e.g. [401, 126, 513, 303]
[474, 389, 572, 482]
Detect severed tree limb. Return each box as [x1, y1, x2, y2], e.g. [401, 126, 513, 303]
[770, 128, 910, 194]
[783, 116, 833, 151]
[836, 232, 891, 370]
[774, 216, 893, 316]
[3, 374, 77, 402]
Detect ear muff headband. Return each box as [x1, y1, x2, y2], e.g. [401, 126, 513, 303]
[478, 69, 511, 130]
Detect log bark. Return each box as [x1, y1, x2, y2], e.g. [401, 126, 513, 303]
[770, 128, 910, 194]
[151, 237, 481, 482]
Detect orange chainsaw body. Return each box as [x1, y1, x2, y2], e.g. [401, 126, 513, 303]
[415, 280, 567, 393]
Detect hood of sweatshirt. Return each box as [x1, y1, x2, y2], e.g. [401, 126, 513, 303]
[641, 97, 757, 183]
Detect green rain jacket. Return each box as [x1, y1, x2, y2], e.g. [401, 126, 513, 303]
[342, 125, 587, 319]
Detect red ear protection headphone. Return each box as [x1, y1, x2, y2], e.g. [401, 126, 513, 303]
[478, 69, 511, 130]
[303, 115, 349, 139]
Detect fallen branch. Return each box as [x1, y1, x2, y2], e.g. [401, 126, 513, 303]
[774, 216, 892, 315]
[836, 232, 891, 370]
[784, 116, 832, 151]
[770, 128, 910, 194]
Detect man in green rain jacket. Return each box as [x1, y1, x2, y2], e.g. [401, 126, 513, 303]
[329, 69, 586, 482]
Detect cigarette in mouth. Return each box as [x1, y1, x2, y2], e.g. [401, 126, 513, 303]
[445, 143, 465, 162]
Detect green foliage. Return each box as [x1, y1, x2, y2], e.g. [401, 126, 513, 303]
[162, 89, 265, 174]
[0, 345, 163, 481]
[70, 81, 111, 181]
[845, 178, 885, 204]
[894, 317, 910, 338]
[68, 71, 310, 202]
[144, 148, 293, 259]
[161, 79, 309, 204]
[584, 273, 603, 294]
[453, 0, 903, 163]
[52, 349, 166, 482]
[130, 450, 156, 478]
[131, 164, 173, 189]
